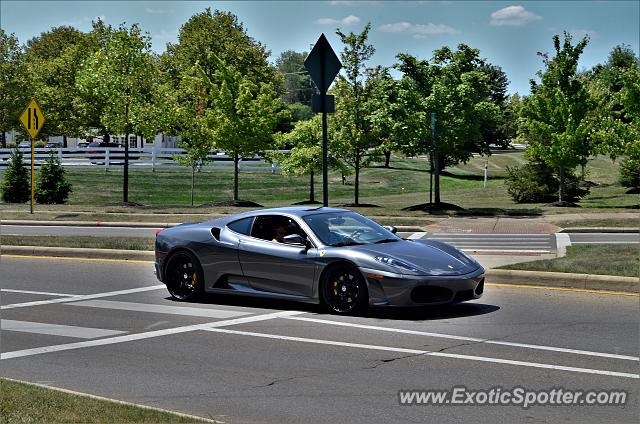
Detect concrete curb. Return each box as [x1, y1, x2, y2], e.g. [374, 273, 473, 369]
[3, 246, 637, 293]
[560, 227, 638, 233]
[486, 269, 639, 293]
[1, 246, 155, 261]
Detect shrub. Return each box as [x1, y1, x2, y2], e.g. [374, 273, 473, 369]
[35, 151, 72, 204]
[506, 160, 589, 203]
[1, 148, 31, 203]
[619, 157, 640, 193]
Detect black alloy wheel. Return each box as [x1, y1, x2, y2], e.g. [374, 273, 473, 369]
[321, 264, 368, 315]
[165, 251, 204, 301]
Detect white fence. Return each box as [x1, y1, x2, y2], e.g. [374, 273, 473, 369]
[0, 147, 282, 172]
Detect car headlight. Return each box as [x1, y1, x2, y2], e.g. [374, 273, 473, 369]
[374, 256, 418, 272]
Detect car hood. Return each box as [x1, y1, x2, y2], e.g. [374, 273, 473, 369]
[351, 239, 480, 276]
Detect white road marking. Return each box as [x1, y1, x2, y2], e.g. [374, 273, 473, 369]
[408, 232, 427, 240]
[571, 241, 639, 244]
[0, 289, 79, 297]
[1, 320, 125, 339]
[283, 316, 639, 361]
[70, 300, 250, 319]
[555, 233, 571, 257]
[203, 327, 639, 379]
[0, 310, 304, 360]
[1, 285, 166, 310]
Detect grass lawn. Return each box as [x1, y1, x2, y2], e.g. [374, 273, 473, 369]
[498, 245, 640, 278]
[1, 235, 154, 250]
[1, 152, 637, 217]
[0, 378, 214, 423]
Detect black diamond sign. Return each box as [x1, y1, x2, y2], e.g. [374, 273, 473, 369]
[304, 34, 342, 93]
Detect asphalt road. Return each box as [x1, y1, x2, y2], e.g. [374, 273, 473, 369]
[2, 224, 638, 253]
[1, 256, 638, 423]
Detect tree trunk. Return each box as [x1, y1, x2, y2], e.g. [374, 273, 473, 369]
[558, 166, 564, 203]
[309, 170, 315, 202]
[104, 132, 110, 144]
[434, 149, 441, 205]
[1, 129, 6, 148]
[191, 165, 195, 206]
[233, 152, 239, 202]
[354, 151, 360, 206]
[123, 130, 129, 203]
[63, 134, 67, 148]
[384, 150, 391, 168]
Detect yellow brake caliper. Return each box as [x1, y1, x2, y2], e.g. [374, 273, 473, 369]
[191, 273, 197, 288]
[333, 280, 338, 296]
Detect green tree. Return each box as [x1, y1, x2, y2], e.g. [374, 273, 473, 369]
[0, 30, 28, 148]
[77, 23, 155, 203]
[199, 56, 285, 203]
[24, 26, 89, 146]
[333, 23, 377, 206]
[35, 151, 72, 203]
[395, 45, 499, 206]
[1, 148, 30, 203]
[275, 50, 314, 105]
[518, 33, 594, 204]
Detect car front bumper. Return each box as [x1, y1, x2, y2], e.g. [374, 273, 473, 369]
[360, 266, 485, 307]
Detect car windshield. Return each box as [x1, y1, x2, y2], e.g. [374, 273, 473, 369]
[303, 211, 401, 246]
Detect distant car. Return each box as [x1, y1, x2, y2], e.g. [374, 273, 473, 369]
[77, 141, 90, 148]
[155, 207, 485, 314]
[45, 141, 62, 148]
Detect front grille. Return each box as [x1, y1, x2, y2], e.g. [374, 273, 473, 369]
[453, 289, 474, 303]
[411, 286, 453, 304]
[475, 278, 485, 296]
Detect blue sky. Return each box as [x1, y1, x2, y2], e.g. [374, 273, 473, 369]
[1, 1, 638, 95]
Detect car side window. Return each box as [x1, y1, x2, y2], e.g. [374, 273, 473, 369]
[227, 217, 254, 235]
[251, 215, 307, 243]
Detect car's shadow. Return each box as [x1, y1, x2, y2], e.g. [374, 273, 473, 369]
[170, 294, 499, 321]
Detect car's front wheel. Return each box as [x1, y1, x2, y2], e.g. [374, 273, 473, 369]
[165, 251, 204, 301]
[321, 264, 368, 315]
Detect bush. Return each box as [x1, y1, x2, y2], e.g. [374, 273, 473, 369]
[35, 151, 72, 204]
[619, 157, 640, 193]
[1, 148, 31, 203]
[506, 160, 589, 203]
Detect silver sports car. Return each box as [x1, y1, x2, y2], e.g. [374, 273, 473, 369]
[154, 207, 485, 314]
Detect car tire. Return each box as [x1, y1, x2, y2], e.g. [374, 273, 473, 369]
[165, 251, 204, 301]
[321, 264, 368, 315]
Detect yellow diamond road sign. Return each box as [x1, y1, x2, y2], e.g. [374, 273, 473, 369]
[20, 99, 45, 139]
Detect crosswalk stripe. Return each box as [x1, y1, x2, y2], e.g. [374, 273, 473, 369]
[69, 300, 251, 319]
[1, 320, 125, 339]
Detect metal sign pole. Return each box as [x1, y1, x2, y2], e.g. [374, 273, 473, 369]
[320, 55, 328, 207]
[30, 136, 34, 214]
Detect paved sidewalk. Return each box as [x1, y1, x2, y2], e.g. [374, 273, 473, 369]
[426, 217, 561, 234]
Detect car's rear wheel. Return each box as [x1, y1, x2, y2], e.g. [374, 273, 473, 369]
[165, 251, 204, 301]
[321, 264, 368, 315]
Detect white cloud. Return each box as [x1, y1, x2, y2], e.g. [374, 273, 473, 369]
[315, 15, 361, 26]
[489, 5, 542, 27]
[152, 30, 177, 42]
[379, 21, 459, 37]
[146, 8, 173, 15]
[59, 15, 104, 27]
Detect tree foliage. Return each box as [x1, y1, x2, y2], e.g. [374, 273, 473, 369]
[518, 33, 593, 203]
[394, 44, 499, 205]
[35, 151, 72, 204]
[1, 148, 30, 203]
[275, 50, 314, 105]
[0, 30, 28, 147]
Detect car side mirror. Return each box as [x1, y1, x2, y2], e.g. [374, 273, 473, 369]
[283, 234, 308, 248]
[384, 225, 398, 234]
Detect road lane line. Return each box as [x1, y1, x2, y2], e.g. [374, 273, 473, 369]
[408, 232, 427, 240]
[202, 328, 639, 379]
[70, 300, 251, 319]
[0, 310, 304, 360]
[1, 285, 166, 310]
[283, 316, 639, 361]
[0, 289, 79, 297]
[1, 320, 125, 339]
